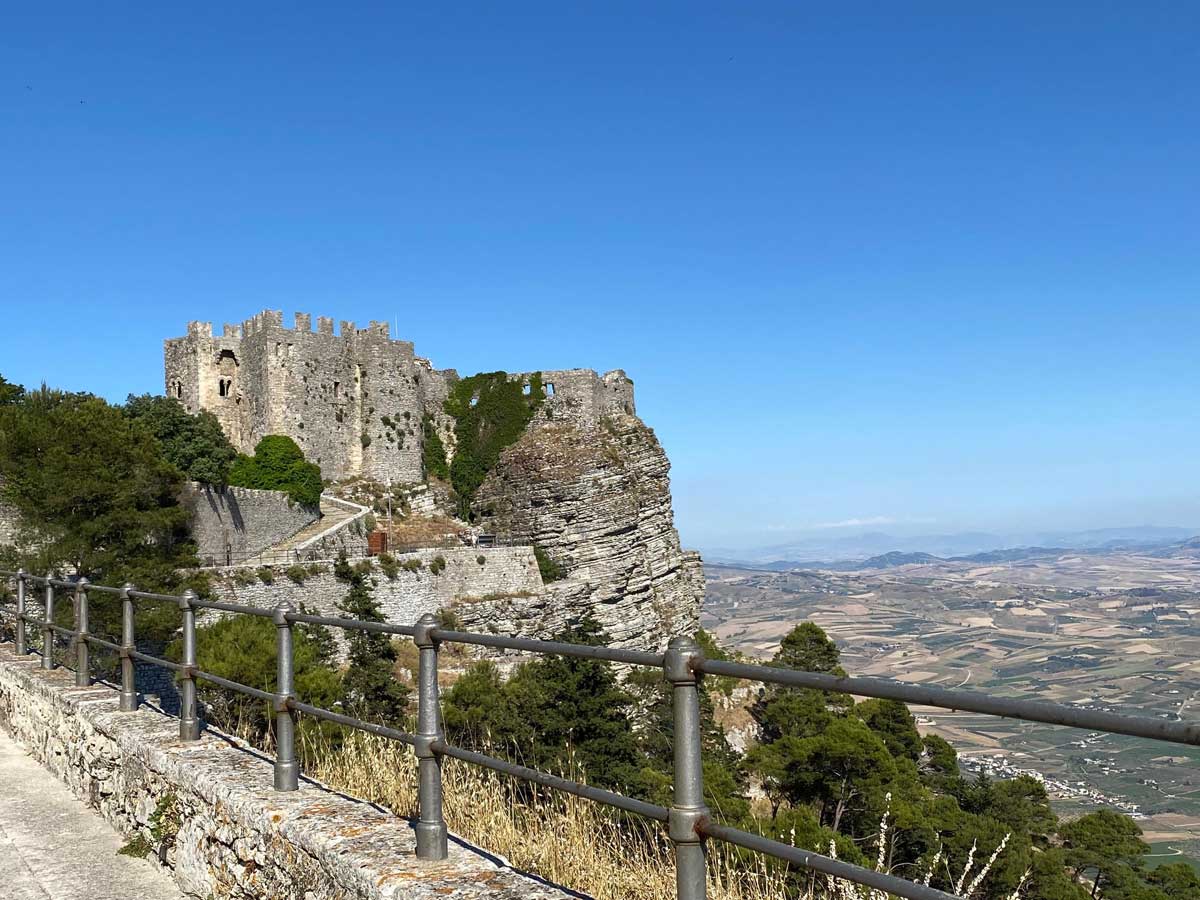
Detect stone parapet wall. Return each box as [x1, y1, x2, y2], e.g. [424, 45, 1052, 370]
[0, 645, 570, 899]
[181, 482, 319, 566]
[208, 546, 544, 628]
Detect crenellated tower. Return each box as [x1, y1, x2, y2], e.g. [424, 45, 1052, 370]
[165, 310, 638, 484]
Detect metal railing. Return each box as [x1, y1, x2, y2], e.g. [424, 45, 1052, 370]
[3, 569, 1199, 900]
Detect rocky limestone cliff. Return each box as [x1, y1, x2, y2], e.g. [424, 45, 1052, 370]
[463, 412, 702, 650]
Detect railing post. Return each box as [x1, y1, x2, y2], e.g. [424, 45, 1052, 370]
[273, 601, 299, 791]
[73, 578, 90, 687]
[413, 613, 448, 860]
[119, 583, 137, 711]
[666, 636, 709, 900]
[42, 580, 54, 670]
[178, 589, 200, 740]
[15, 569, 26, 655]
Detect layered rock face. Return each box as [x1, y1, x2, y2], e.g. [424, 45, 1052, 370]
[468, 413, 702, 649]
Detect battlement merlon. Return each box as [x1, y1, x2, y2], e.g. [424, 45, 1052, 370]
[179, 311, 416, 344]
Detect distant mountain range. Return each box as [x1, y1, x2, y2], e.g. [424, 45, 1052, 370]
[702, 526, 1200, 569]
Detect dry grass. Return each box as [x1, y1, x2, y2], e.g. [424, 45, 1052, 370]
[385, 513, 468, 548]
[310, 734, 789, 900]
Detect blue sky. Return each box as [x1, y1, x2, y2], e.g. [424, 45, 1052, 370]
[2, 3, 1198, 549]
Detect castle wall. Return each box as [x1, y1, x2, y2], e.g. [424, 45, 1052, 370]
[520, 369, 636, 427]
[166, 312, 438, 483]
[165, 313, 637, 487]
[180, 483, 319, 567]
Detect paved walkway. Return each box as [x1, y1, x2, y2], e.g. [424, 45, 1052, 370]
[0, 728, 185, 900]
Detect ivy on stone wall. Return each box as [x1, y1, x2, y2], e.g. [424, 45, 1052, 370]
[443, 372, 544, 519]
[421, 414, 449, 480]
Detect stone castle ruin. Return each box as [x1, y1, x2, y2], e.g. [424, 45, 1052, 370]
[166, 310, 702, 651]
[165, 310, 636, 483]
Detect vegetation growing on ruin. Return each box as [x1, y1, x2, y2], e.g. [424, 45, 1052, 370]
[227, 435, 322, 507]
[443, 371, 544, 518]
[533, 544, 566, 582]
[421, 414, 449, 480]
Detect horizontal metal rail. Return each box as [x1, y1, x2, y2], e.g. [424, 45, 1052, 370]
[431, 627, 665, 668]
[696, 658, 1200, 746]
[128, 648, 186, 672]
[4, 567, 1199, 900]
[195, 669, 277, 703]
[288, 611, 416, 637]
[191, 597, 275, 618]
[288, 698, 417, 744]
[432, 739, 671, 823]
[699, 821, 959, 900]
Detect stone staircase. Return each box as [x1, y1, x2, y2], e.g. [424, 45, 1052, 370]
[240, 496, 366, 566]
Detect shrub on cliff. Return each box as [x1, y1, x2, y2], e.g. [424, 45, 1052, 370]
[443, 372, 544, 519]
[421, 414, 449, 480]
[123, 394, 238, 484]
[227, 435, 322, 508]
[533, 545, 566, 582]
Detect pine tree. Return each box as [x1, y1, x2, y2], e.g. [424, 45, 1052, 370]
[334, 554, 409, 723]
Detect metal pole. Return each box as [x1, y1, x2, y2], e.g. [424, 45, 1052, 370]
[178, 589, 200, 740]
[119, 583, 137, 711]
[14, 570, 26, 655]
[666, 636, 709, 900]
[74, 578, 90, 687]
[414, 613, 448, 859]
[42, 581, 54, 670]
[273, 601, 299, 791]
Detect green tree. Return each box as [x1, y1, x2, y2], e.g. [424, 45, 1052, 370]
[227, 435, 322, 507]
[1061, 810, 1151, 898]
[334, 554, 409, 723]
[855, 698, 923, 761]
[625, 663, 749, 820]
[774, 621, 845, 674]
[442, 616, 646, 791]
[181, 613, 343, 749]
[124, 394, 238, 484]
[0, 374, 25, 406]
[1147, 863, 1200, 900]
[441, 660, 517, 745]
[0, 387, 196, 589]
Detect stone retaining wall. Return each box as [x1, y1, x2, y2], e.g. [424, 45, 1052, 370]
[182, 482, 319, 566]
[0, 644, 570, 899]
[208, 547, 544, 628]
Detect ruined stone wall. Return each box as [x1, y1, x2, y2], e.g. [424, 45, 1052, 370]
[472, 414, 703, 650]
[166, 311, 441, 483]
[180, 482, 319, 566]
[166, 312, 639, 485]
[0, 645, 569, 899]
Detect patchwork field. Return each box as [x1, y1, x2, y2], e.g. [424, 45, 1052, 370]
[702, 545, 1200, 861]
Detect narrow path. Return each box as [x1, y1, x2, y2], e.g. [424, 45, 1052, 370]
[0, 727, 185, 900]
